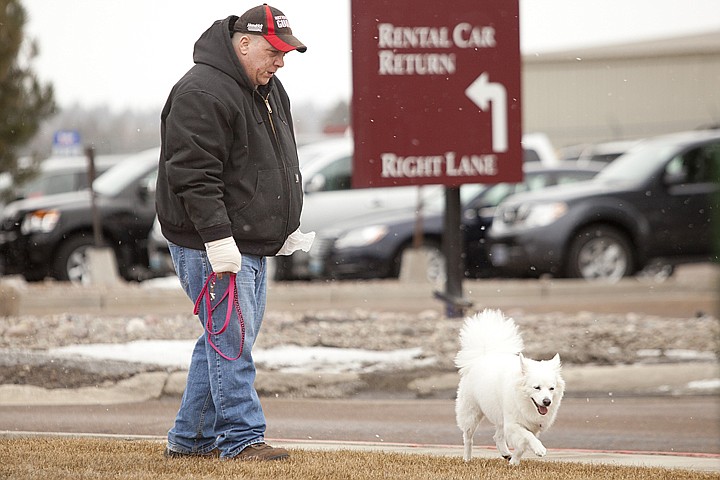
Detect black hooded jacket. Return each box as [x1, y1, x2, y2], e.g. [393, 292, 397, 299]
[155, 15, 303, 256]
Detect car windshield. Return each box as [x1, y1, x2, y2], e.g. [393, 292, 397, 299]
[595, 141, 678, 183]
[421, 184, 487, 212]
[93, 152, 156, 197]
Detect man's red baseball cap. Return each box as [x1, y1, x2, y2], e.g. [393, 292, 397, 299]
[233, 3, 307, 53]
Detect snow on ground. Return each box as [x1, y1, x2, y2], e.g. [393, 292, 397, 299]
[49, 341, 436, 374]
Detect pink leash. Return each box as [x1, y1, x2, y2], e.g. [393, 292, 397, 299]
[193, 272, 245, 361]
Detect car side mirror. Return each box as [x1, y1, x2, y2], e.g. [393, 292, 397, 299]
[663, 171, 686, 186]
[304, 174, 326, 194]
[137, 179, 156, 202]
[478, 206, 497, 218]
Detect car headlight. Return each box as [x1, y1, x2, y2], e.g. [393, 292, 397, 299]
[21, 209, 61, 234]
[517, 202, 568, 228]
[494, 202, 567, 232]
[334, 225, 389, 249]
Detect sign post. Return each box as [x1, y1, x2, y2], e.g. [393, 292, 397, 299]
[84, 146, 120, 286]
[351, 0, 522, 315]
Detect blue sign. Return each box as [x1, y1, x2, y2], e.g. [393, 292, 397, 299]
[53, 130, 81, 147]
[52, 130, 82, 155]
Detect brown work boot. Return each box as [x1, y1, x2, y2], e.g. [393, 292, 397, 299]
[233, 442, 289, 461]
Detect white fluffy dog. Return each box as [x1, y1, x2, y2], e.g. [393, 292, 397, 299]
[455, 309, 565, 465]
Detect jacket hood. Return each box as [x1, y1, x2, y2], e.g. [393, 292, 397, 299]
[193, 16, 253, 90]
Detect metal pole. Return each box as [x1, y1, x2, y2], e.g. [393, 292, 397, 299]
[412, 186, 424, 249]
[437, 186, 472, 317]
[85, 146, 104, 247]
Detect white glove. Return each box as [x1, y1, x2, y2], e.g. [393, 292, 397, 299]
[205, 237, 242, 273]
[276, 228, 315, 256]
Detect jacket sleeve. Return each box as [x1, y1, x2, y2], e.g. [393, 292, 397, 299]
[164, 90, 234, 243]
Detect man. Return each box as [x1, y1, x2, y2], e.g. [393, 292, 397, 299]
[155, 4, 313, 461]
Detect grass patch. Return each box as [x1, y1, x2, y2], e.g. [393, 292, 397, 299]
[0, 437, 715, 480]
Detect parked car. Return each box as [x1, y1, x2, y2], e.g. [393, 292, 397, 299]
[488, 130, 720, 281]
[274, 133, 562, 280]
[146, 215, 174, 277]
[559, 139, 640, 166]
[0, 154, 125, 215]
[16, 154, 127, 200]
[147, 133, 562, 280]
[0, 173, 12, 214]
[307, 162, 605, 282]
[0, 147, 159, 282]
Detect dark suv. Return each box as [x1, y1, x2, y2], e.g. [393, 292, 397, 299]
[0, 148, 159, 282]
[488, 130, 720, 281]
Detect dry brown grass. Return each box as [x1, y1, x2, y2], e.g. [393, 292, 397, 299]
[0, 437, 716, 480]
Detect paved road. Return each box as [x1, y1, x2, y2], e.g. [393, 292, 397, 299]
[1, 395, 718, 456]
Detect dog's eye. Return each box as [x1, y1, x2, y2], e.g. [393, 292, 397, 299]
[533, 386, 540, 390]
[549, 387, 555, 391]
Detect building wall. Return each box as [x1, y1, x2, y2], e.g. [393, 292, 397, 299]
[522, 32, 720, 150]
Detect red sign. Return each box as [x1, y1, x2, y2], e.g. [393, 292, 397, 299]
[351, 0, 522, 188]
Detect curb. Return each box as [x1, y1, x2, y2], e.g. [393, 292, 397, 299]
[2, 263, 718, 317]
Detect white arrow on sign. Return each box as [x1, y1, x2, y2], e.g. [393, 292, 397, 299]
[465, 72, 508, 153]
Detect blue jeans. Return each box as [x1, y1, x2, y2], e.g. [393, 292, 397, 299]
[166, 242, 268, 458]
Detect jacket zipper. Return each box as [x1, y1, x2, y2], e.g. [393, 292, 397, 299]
[263, 93, 292, 180]
[263, 94, 276, 138]
[262, 91, 297, 237]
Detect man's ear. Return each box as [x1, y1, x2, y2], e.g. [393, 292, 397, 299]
[233, 34, 251, 55]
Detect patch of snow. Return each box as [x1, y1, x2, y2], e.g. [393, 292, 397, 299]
[140, 275, 182, 290]
[254, 345, 434, 373]
[686, 378, 720, 390]
[49, 341, 435, 373]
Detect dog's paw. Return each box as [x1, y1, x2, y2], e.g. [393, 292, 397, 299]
[509, 456, 521, 466]
[502, 454, 512, 461]
[533, 444, 547, 457]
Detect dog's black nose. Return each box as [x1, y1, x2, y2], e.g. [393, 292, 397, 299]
[543, 398, 551, 407]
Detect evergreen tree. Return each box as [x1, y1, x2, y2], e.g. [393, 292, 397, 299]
[0, 0, 55, 199]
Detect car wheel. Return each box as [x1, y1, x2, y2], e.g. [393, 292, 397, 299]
[271, 256, 292, 281]
[52, 234, 97, 284]
[266, 257, 278, 282]
[396, 242, 446, 286]
[423, 244, 446, 287]
[566, 225, 634, 282]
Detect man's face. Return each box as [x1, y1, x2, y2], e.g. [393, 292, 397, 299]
[238, 35, 286, 87]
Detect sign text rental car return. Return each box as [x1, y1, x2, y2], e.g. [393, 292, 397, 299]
[351, 0, 522, 188]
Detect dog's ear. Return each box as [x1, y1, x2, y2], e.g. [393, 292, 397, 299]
[550, 353, 562, 369]
[519, 353, 527, 374]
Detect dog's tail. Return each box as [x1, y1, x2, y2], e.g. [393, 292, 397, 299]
[454, 309, 525, 371]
